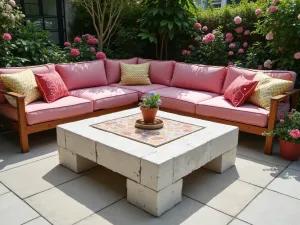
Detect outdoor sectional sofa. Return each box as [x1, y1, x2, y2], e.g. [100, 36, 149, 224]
[0, 58, 299, 155]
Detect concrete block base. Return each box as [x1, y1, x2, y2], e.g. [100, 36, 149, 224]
[204, 147, 237, 173]
[58, 147, 97, 173]
[127, 179, 183, 217]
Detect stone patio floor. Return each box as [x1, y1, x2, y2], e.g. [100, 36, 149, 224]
[0, 129, 300, 225]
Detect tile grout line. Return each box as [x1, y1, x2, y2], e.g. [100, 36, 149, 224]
[20, 216, 44, 225]
[72, 197, 126, 225]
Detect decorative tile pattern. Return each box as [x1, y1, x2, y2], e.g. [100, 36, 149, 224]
[92, 114, 204, 147]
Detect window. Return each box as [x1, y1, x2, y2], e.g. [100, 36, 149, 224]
[196, 0, 227, 9]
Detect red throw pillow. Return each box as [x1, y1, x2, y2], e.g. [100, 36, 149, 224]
[35, 71, 69, 103]
[224, 75, 258, 107]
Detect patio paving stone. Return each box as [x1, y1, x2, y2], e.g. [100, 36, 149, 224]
[224, 155, 285, 187]
[25, 166, 126, 225]
[0, 155, 81, 199]
[23, 217, 51, 225]
[238, 189, 300, 225]
[0, 192, 39, 225]
[183, 168, 262, 216]
[0, 182, 9, 196]
[228, 219, 250, 225]
[0, 131, 57, 173]
[267, 168, 300, 199]
[76, 197, 233, 225]
[288, 160, 300, 171]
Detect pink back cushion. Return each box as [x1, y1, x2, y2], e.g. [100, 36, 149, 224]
[55, 60, 107, 91]
[170, 63, 227, 94]
[0, 64, 55, 103]
[222, 66, 296, 94]
[105, 58, 138, 84]
[138, 58, 175, 86]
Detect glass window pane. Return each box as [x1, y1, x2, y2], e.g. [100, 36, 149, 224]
[24, 4, 39, 16]
[43, 0, 57, 16]
[26, 0, 38, 3]
[44, 18, 58, 30]
[26, 18, 43, 29]
[50, 32, 59, 44]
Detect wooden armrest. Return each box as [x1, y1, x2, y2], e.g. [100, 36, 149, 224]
[0, 89, 25, 99]
[271, 89, 300, 102]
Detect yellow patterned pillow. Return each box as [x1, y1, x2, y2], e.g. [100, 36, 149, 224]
[120, 62, 151, 85]
[1, 69, 41, 107]
[248, 72, 293, 110]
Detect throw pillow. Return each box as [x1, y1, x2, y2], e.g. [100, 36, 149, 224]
[224, 75, 258, 107]
[248, 72, 293, 110]
[0, 69, 41, 107]
[35, 71, 69, 103]
[119, 62, 151, 85]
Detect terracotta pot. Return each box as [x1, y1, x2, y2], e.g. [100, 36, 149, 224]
[140, 107, 158, 123]
[280, 139, 300, 161]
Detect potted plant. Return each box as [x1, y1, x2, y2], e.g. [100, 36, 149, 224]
[265, 109, 300, 160]
[139, 92, 162, 123]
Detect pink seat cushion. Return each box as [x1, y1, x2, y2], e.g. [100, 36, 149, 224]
[26, 96, 93, 125]
[171, 63, 227, 94]
[55, 60, 108, 91]
[222, 66, 296, 94]
[69, 86, 138, 111]
[196, 96, 270, 127]
[149, 87, 219, 114]
[138, 58, 175, 85]
[110, 83, 167, 99]
[105, 58, 138, 84]
[0, 64, 55, 103]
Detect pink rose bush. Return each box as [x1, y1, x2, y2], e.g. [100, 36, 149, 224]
[234, 16, 242, 25]
[228, 51, 234, 56]
[229, 43, 236, 49]
[87, 38, 98, 45]
[290, 129, 300, 139]
[235, 26, 244, 33]
[74, 37, 81, 43]
[2, 33, 11, 40]
[64, 42, 71, 47]
[265, 31, 274, 40]
[238, 48, 244, 54]
[194, 23, 201, 29]
[244, 30, 250, 36]
[70, 49, 80, 57]
[255, 9, 262, 15]
[243, 42, 248, 48]
[202, 26, 208, 31]
[96, 52, 106, 60]
[264, 59, 272, 68]
[268, 6, 278, 13]
[294, 52, 300, 59]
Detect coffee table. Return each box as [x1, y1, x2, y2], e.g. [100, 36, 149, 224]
[57, 108, 238, 216]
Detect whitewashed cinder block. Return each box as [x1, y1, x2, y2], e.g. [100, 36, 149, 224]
[58, 147, 97, 173]
[204, 147, 237, 173]
[127, 179, 183, 217]
[56, 127, 66, 148]
[96, 143, 141, 182]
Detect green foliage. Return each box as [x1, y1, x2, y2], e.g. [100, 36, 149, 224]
[265, 110, 300, 143]
[139, 92, 162, 109]
[0, 23, 66, 67]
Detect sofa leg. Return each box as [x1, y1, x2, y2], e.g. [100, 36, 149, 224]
[20, 132, 29, 153]
[264, 136, 273, 155]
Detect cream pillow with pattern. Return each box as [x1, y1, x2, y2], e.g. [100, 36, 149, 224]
[1, 69, 42, 107]
[120, 62, 151, 85]
[248, 72, 293, 110]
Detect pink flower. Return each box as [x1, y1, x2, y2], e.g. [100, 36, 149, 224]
[229, 43, 236, 49]
[234, 16, 242, 25]
[205, 33, 215, 42]
[294, 52, 300, 59]
[258, 65, 263, 70]
[90, 47, 95, 53]
[298, 14, 300, 20]
[2, 33, 12, 41]
[289, 129, 300, 139]
[266, 32, 274, 40]
[182, 50, 188, 55]
[186, 51, 191, 55]
[225, 37, 233, 43]
[268, 6, 278, 13]
[87, 38, 98, 45]
[74, 37, 81, 43]
[264, 59, 272, 69]
[228, 51, 234, 56]
[255, 8, 262, 15]
[243, 42, 248, 48]
[244, 30, 250, 36]
[96, 52, 106, 60]
[64, 42, 71, 47]
[194, 37, 199, 42]
[83, 33, 92, 39]
[202, 26, 208, 31]
[288, 114, 293, 119]
[238, 48, 245, 54]
[226, 33, 233, 38]
[279, 113, 284, 119]
[235, 26, 244, 33]
[188, 45, 193, 49]
[194, 23, 202, 29]
[280, 119, 284, 123]
[70, 49, 80, 57]
[202, 37, 208, 44]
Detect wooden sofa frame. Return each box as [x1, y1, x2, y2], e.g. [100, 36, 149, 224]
[0, 88, 299, 155]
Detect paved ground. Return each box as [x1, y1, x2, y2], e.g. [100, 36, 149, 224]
[0, 129, 300, 225]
